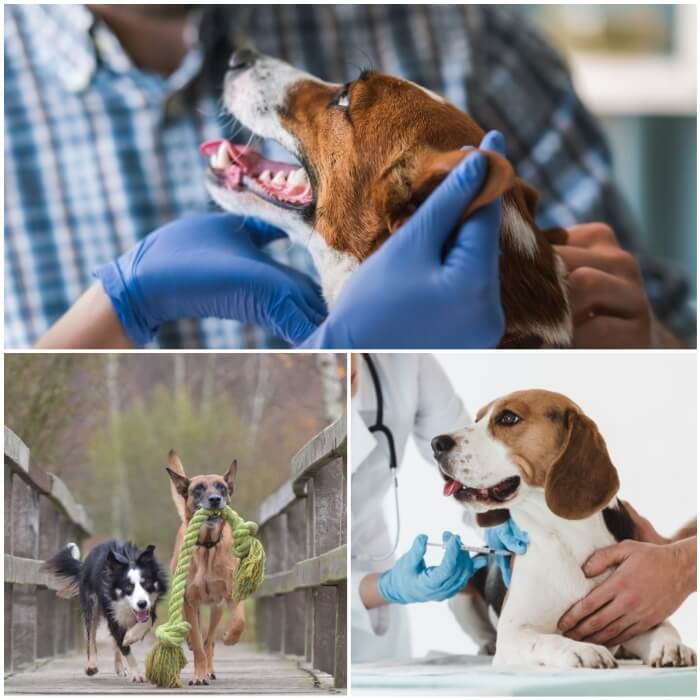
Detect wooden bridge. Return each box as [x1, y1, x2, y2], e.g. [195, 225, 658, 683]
[3, 418, 347, 694]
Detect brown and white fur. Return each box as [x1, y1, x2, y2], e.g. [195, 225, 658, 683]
[432, 390, 696, 668]
[166, 451, 247, 685]
[206, 49, 572, 348]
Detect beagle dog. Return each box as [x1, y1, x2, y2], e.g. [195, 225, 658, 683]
[432, 389, 696, 668]
[203, 49, 572, 348]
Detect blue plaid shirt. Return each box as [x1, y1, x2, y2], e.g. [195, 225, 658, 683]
[5, 5, 695, 347]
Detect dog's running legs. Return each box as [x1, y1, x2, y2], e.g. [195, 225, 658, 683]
[106, 618, 144, 683]
[204, 605, 225, 680]
[185, 599, 209, 685]
[83, 593, 99, 676]
[223, 600, 246, 645]
[113, 639, 127, 677]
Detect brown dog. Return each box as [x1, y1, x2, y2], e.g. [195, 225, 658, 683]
[205, 51, 572, 348]
[166, 451, 246, 685]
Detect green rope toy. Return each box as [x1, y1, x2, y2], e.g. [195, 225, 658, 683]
[145, 505, 265, 688]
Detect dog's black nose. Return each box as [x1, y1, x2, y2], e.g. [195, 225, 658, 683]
[228, 48, 258, 72]
[432, 435, 456, 455]
[208, 494, 223, 508]
[137, 600, 148, 610]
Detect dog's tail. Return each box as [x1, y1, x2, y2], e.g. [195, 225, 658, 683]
[40, 542, 82, 599]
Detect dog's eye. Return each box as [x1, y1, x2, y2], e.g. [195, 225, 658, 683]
[334, 86, 350, 110]
[496, 410, 521, 426]
[123, 584, 134, 595]
[215, 482, 226, 493]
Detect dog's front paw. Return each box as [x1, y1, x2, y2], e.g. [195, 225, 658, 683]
[189, 677, 209, 686]
[85, 665, 98, 676]
[129, 670, 145, 683]
[114, 657, 127, 677]
[649, 642, 697, 667]
[477, 639, 497, 656]
[551, 641, 617, 669]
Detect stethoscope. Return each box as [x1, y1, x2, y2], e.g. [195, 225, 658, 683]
[353, 355, 512, 564]
[352, 354, 401, 562]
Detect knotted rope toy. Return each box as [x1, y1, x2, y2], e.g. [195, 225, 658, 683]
[145, 505, 265, 688]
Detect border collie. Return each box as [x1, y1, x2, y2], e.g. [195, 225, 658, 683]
[42, 540, 168, 682]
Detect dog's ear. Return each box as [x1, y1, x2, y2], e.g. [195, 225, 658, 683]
[137, 544, 156, 562]
[545, 410, 619, 519]
[166, 467, 190, 499]
[512, 177, 568, 245]
[107, 548, 130, 570]
[168, 449, 186, 475]
[224, 459, 238, 495]
[375, 147, 515, 235]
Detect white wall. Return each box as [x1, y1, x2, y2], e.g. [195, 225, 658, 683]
[386, 351, 697, 657]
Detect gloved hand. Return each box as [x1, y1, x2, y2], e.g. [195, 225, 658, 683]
[232, 520, 259, 559]
[95, 213, 326, 346]
[378, 532, 487, 605]
[302, 131, 507, 348]
[484, 517, 529, 587]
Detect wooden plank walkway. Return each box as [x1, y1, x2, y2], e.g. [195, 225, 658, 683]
[4, 632, 339, 694]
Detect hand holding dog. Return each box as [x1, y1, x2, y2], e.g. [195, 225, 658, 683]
[378, 532, 487, 605]
[554, 224, 682, 348]
[95, 213, 326, 346]
[558, 537, 696, 645]
[302, 131, 507, 348]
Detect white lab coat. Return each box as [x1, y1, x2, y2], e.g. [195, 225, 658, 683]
[351, 354, 470, 662]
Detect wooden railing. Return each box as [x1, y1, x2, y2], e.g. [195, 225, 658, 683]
[254, 414, 347, 689]
[4, 427, 93, 673]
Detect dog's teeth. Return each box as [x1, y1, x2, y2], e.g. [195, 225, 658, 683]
[287, 168, 308, 187]
[259, 170, 271, 183]
[272, 171, 287, 185]
[212, 142, 231, 169]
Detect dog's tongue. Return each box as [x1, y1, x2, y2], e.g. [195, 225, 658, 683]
[443, 479, 462, 497]
[135, 609, 150, 623]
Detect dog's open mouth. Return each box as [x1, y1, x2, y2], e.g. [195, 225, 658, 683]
[134, 608, 150, 623]
[201, 139, 314, 211]
[442, 474, 521, 504]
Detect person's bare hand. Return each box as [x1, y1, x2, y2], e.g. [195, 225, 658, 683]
[621, 500, 669, 545]
[555, 224, 676, 348]
[558, 540, 692, 645]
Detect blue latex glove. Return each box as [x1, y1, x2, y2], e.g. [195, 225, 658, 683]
[484, 517, 529, 587]
[95, 213, 326, 346]
[378, 532, 487, 605]
[302, 131, 507, 348]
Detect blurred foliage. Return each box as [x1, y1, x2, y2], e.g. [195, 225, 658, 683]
[4, 353, 105, 468]
[4, 353, 346, 571]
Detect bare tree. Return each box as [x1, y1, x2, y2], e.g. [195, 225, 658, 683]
[315, 354, 346, 422]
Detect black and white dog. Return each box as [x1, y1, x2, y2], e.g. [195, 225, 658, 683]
[42, 540, 168, 682]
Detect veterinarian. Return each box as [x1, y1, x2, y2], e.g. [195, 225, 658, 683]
[8, 5, 695, 349]
[350, 354, 525, 661]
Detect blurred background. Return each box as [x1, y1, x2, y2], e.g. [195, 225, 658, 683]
[523, 4, 696, 295]
[4, 352, 346, 576]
